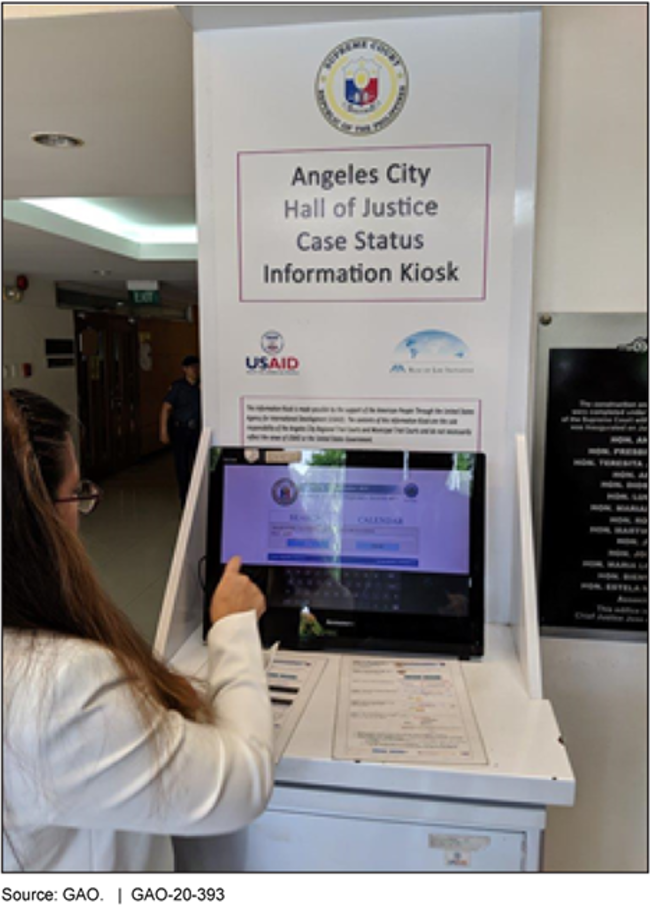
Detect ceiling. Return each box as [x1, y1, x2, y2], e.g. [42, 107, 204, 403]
[2, 5, 197, 289]
[2, 3, 521, 292]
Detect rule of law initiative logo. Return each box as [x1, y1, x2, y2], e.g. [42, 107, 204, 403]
[390, 330, 474, 376]
[316, 37, 408, 135]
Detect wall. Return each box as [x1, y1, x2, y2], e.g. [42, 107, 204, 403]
[2, 274, 78, 440]
[534, 6, 647, 871]
[137, 313, 199, 456]
[1, 275, 198, 460]
[2, 5, 169, 19]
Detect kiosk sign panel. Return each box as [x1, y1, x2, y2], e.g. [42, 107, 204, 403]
[237, 145, 490, 302]
[197, 12, 541, 622]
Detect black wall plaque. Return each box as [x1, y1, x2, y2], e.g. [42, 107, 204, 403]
[539, 348, 648, 633]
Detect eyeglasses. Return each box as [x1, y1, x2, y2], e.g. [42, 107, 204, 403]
[55, 479, 103, 516]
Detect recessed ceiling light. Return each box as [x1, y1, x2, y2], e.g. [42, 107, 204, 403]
[31, 132, 84, 149]
[93, 269, 112, 277]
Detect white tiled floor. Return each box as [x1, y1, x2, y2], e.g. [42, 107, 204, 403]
[81, 452, 181, 643]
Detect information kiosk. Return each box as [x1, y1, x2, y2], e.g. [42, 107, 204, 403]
[206, 448, 486, 658]
[155, 5, 575, 872]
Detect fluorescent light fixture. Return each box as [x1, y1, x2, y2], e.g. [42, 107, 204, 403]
[20, 198, 197, 245]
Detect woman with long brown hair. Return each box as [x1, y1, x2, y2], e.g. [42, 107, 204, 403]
[3, 388, 273, 871]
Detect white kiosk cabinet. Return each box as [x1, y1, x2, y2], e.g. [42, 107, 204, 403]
[155, 5, 575, 871]
[156, 433, 573, 873]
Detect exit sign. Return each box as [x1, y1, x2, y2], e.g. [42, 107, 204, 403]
[127, 280, 160, 306]
[129, 289, 160, 306]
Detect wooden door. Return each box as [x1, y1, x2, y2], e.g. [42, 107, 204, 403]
[109, 317, 139, 471]
[75, 313, 140, 478]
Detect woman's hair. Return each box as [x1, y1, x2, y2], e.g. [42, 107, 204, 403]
[3, 388, 212, 724]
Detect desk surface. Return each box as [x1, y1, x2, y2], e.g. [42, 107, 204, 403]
[172, 622, 575, 808]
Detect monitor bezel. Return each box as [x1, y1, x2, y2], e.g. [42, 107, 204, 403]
[204, 448, 485, 658]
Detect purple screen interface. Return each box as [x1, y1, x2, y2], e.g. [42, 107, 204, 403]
[221, 464, 471, 575]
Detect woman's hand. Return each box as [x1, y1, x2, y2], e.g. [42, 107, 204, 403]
[210, 556, 266, 625]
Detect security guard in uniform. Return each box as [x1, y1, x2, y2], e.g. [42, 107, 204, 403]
[160, 355, 202, 505]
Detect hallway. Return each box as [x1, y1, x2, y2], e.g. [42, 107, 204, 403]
[81, 450, 181, 644]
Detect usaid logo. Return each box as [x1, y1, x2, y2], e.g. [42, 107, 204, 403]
[261, 330, 284, 355]
[246, 330, 300, 375]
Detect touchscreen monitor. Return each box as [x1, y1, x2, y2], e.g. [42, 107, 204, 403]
[205, 448, 485, 657]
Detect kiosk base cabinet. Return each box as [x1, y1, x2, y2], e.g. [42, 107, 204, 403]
[167, 626, 571, 874]
[174, 787, 544, 872]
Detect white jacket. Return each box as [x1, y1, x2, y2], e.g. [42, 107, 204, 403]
[2, 612, 274, 872]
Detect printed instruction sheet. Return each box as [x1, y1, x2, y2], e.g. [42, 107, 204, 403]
[334, 657, 487, 765]
[266, 653, 326, 762]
